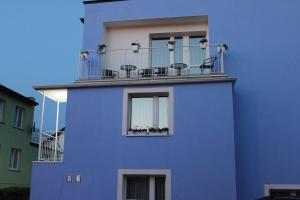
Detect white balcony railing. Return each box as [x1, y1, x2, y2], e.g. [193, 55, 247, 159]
[38, 131, 64, 162]
[78, 43, 229, 80]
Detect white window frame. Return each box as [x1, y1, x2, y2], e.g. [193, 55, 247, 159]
[117, 169, 171, 200]
[149, 32, 208, 69]
[264, 184, 300, 196]
[0, 99, 4, 122]
[122, 87, 174, 136]
[9, 148, 21, 171]
[14, 106, 24, 129]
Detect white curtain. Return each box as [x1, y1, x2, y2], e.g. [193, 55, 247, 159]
[131, 98, 153, 129]
[158, 97, 168, 128]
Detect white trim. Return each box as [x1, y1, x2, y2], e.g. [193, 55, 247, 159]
[122, 87, 174, 136]
[183, 35, 190, 66]
[38, 93, 45, 161]
[117, 169, 171, 200]
[54, 101, 60, 162]
[149, 176, 155, 200]
[153, 96, 159, 128]
[264, 184, 300, 196]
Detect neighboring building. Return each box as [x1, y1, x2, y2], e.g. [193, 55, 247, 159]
[0, 84, 38, 188]
[30, 0, 300, 200]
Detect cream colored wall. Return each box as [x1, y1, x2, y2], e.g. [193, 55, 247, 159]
[104, 23, 207, 49]
[102, 22, 208, 76]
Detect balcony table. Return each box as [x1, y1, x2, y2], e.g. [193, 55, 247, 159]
[170, 63, 188, 75]
[120, 65, 137, 78]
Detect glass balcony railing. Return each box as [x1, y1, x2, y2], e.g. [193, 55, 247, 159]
[78, 43, 229, 81]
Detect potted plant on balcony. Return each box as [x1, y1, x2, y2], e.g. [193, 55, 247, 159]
[80, 51, 89, 60]
[167, 40, 176, 51]
[131, 42, 140, 53]
[149, 127, 169, 134]
[97, 44, 107, 55]
[128, 126, 147, 135]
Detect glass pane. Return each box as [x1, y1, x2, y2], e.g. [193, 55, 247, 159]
[151, 38, 170, 67]
[127, 176, 149, 200]
[15, 108, 20, 127]
[14, 107, 23, 128]
[131, 98, 153, 129]
[189, 36, 206, 66]
[155, 177, 166, 200]
[174, 37, 183, 63]
[10, 149, 19, 169]
[13, 150, 19, 169]
[158, 97, 168, 128]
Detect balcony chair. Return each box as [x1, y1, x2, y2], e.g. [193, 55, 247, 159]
[138, 68, 155, 77]
[199, 56, 217, 74]
[155, 67, 168, 76]
[103, 69, 119, 78]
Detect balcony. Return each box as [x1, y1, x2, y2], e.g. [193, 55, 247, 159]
[39, 131, 64, 162]
[78, 41, 229, 81]
[35, 89, 67, 162]
[31, 128, 40, 144]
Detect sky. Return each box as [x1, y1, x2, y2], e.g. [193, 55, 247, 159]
[0, 1, 84, 130]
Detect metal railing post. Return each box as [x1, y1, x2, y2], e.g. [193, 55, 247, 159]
[54, 101, 60, 162]
[38, 93, 46, 161]
[219, 47, 225, 73]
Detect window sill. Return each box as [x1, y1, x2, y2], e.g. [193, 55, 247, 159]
[126, 132, 170, 137]
[13, 126, 24, 131]
[9, 168, 20, 172]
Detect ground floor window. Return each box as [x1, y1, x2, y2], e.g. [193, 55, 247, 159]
[263, 184, 300, 199]
[126, 176, 165, 200]
[118, 169, 171, 200]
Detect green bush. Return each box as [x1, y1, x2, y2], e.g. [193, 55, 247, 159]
[0, 187, 30, 200]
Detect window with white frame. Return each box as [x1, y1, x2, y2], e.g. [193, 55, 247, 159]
[118, 169, 171, 200]
[264, 184, 300, 198]
[0, 99, 4, 122]
[9, 148, 21, 170]
[123, 88, 173, 136]
[126, 176, 166, 200]
[14, 106, 24, 128]
[150, 34, 207, 70]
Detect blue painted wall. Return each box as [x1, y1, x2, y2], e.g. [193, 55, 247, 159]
[31, 82, 236, 200]
[30, 0, 300, 199]
[80, 1, 300, 199]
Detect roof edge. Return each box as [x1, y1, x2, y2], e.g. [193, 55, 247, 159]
[0, 85, 38, 106]
[83, 0, 127, 5]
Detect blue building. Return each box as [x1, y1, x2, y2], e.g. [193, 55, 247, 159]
[30, 0, 300, 200]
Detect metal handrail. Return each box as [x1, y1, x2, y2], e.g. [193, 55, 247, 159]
[38, 130, 64, 162]
[78, 44, 228, 80]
